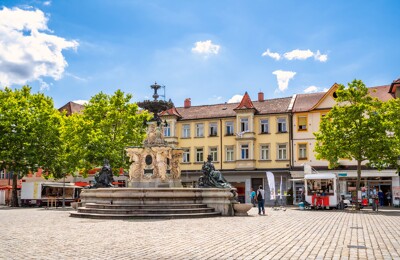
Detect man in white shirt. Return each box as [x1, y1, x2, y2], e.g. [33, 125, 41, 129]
[256, 185, 265, 215]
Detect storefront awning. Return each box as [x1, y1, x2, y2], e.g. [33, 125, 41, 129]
[74, 182, 89, 187]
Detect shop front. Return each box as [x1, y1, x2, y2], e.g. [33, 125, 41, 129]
[291, 169, 398, 206]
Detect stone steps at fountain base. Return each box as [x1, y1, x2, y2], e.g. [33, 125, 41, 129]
[85, 203, 209, 210]
[70, 203, 222, 219]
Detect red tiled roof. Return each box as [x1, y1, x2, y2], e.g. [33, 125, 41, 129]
[368, 85, 393, 101]
[159, 107, 182, 118]
[58, 101, 84, 115]
[293, 85, 393, 113]
[173, 97, 292, 121]
[292, 92, 325, 112]
[234, 92, 256, 111]
[389, 78, 400, 94]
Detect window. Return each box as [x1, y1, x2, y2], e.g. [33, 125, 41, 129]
[164, 124, 171, 137]
[196, 148, 204, 162]
[195, 123, 204, 137]
[240, 118, 249, 132]
[260, 119, 269, 133]
[0, 171, 4, 179]
[241, 144, 249, 159]
[210, 147, 218, 162]
[260, 144, 270, 160]
[226, 121, 234, 135]
[298, 144, 307, 160]
[278, 144, 287, 160]
[182, 124, 190, 138]
[226, 146, 234, 161]
[183, 148, 190, 163]
[209, 122, 218, 136]
[298, 116, 307, 131]
[277, 118, 287, 133]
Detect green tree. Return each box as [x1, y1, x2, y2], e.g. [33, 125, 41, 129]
[62, 90, 151, 175]
[0, 86, 62, 206]
[314, 80, 397, 209]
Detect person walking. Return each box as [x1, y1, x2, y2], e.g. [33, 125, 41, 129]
[256, 185, 265, 215]
[250, 188, 256, 207]
[386, 190, 392, 206]
[378, 190, 384, 206]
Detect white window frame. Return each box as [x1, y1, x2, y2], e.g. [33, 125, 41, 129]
[196, 147, 204, 162]
[240, 118, 249, 132]
[196, 123, 204, 137]
[277, 118, 287, 133]
[209, 147, 218, 162]
[182, 124, 190, 138]
[298, 144, 307, 160]
[164, 124, 171, 137]
[260, 119, 269, 134]
[260, 144, 270, 160]
[226, 121, 234, 135]
[209, 122, 218, 137]
[183, 148, 190, 163]
[277, 144, 287, 160]
[240, 144, 249, 160]
[226, 146, 234, 162]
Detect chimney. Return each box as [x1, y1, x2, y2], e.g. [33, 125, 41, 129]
[184, 98, 191, 108]
[258, 92, 264, 102]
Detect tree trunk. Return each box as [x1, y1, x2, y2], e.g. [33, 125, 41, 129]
[11, 173, 19, 207]
[356, 160, 362, 210]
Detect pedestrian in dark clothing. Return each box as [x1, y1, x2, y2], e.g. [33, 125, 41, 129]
[378, 190, 384, 206]
[256, 186, 265, 215]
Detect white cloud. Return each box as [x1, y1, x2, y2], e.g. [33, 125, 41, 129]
[314, 50, 328, 62]
[283, 49, 314, 60]
[73, 100, 88, 105]
[227, 94, 243, 103]
[43, 1, 51, 6]
[304, 86, 319, 93]
[0, 7, 78, 88]
[191, 40, 220, 56]
[281, 49, 328, 62]
[304, 86, 330, 93]
[208, 95, 223, 103]
[272, 70, 296, 92]
[261, 49, 281, 60]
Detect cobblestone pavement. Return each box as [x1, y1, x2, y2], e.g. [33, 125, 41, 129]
[1, 206, 399, 260]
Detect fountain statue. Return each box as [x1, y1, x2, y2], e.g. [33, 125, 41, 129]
[199, 155, 232, 189]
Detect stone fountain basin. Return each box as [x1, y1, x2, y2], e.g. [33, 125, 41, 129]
[79, 187, 237, 216]
[233, 203, 253, 216]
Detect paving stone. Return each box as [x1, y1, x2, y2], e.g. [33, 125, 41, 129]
[0, 206, 399, 259]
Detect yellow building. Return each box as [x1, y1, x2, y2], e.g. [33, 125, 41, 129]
[160, 92, 294, 203]
[290, 82, 398, 205]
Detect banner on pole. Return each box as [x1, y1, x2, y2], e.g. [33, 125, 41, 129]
[266, 171, 275, 200]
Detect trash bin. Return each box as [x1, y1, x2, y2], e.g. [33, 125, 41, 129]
[299, 202, 305, 210]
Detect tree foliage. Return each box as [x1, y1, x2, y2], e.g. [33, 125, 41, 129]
[0, 86, 62, 206]
[314, 79, 399, 209]
[62, 90, 151, 175]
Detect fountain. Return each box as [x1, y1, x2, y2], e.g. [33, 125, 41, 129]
[70, 83, 237, 219]
[125, 118, 183, 188]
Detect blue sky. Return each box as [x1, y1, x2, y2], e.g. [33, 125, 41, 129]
[0, 1, 399, 108]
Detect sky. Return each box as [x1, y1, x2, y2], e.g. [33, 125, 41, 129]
[0, 1, 399, 108]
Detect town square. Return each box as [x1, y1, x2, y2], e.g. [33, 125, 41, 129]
[1, 206, 400, 259]
[1, 1, 400, 260]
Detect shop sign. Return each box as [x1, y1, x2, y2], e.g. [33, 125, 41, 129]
[338, 173, 347, 177]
